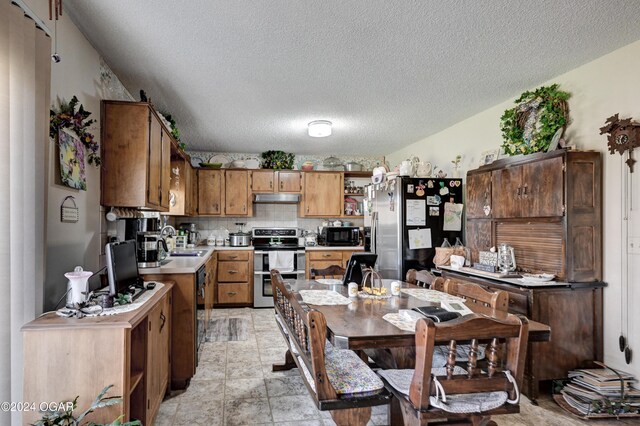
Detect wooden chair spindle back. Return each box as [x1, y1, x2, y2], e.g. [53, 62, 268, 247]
[443, 279, 509, 312]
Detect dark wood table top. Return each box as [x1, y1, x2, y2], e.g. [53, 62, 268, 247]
[285, 279, 551, 350]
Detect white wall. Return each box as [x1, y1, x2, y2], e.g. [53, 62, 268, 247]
[388, 39, 640, 377]
[22, 0, 130, 311]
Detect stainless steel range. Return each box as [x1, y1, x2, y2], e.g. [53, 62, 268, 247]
[252, 227, 306, 307]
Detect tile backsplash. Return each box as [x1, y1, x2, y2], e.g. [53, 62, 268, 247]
[173, 204, 364, 236]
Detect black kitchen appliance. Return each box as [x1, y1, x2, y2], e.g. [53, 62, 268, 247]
[195, 265, 206, 360]
[252, 227, 306, 307]
[320, 226, 360, 246]
[136, 232, 168, 268]
[367, 177, 464, 280]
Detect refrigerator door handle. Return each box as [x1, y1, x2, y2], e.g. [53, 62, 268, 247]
[371, 211, 378, 254]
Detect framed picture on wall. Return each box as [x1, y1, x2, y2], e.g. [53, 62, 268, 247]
[479, 149, 500, 166]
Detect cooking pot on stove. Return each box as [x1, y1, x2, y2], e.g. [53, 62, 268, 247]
[229, 222, 251, 247]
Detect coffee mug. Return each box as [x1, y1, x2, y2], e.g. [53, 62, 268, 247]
[450, 255, 465, 269]
[348, 282, 358, 298]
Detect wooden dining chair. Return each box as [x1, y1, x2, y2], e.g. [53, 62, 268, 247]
[310, 264, 346, 279]
[444, 278, 509, 312]
[378, 313, 529, 426]
[405, 269, 437, 288]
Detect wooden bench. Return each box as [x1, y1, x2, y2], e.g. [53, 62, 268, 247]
[270, 270, 390, 426]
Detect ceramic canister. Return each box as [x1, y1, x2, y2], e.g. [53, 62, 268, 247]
[348, 282, 358, 298]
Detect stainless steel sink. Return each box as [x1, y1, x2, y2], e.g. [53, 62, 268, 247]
[169, 250, 207, 257]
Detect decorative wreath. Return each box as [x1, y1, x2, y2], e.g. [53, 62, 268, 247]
[50, 96, 100, 166]
[500, 84, 570, 156]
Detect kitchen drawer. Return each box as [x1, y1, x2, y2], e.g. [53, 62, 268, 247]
[218, 251, 251, 261]
[218, 261, 249, 282]
[308, 251, 341, 261]
[217, 283, 251, 304]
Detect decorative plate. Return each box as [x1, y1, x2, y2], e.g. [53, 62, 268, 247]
[199, 162, 222, 169]
[190, 156, 204, 167]
[315, 279, 343, 285]
[519, 273, 555, 283]
[244, 157, 261, 169]
[209, 154, 231, 168]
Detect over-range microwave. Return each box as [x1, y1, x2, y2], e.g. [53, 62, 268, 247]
[320, 226, 360, 246]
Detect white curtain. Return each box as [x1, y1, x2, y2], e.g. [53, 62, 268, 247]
[0, 2, 50, 424]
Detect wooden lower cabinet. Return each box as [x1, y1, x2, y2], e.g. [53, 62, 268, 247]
[215, 250, 253, 306]
[305, 249, 358, 278]
[142, 273, 197, 390]
[441, 269, 604, 400]
[22, 284, 173, 425]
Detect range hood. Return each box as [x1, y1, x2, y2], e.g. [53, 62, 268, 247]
[253, 193, 300, 204]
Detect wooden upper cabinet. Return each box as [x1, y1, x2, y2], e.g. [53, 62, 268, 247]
[225, 170, 251, 216]
[491, 166, 523, 218]
[520, 156, 564, 217]
[251, 170, 275, 192]
[492, 156, 564, 218]
[251, 170, 301, 194]
[278, 171, 302, 193]
[198, 169, 223, 215]
[101, 101, 171, 211]
[300, 172, 343, 216]
[466, 171, 492, 218]
[189, 165, 198, 216]
[466, 150, 601, 282]
[168, 157, 197, 216]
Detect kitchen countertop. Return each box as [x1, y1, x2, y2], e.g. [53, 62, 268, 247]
[141, 244, 364, 274]
[140, 246, 217, 275]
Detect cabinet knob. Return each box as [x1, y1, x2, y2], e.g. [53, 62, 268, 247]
[523, 184, 528, 196]
[280, 181, 284, 190]
[322, 253, 331, 258]
[270, 181, 273, 188]
[227, 292, 237, 296]
[516, 187, 521, 197]
[229, 255, 238, 259]
[229, 270, 238, 274]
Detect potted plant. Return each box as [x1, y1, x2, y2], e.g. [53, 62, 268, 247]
[260, 150, 295, 169]
[32, 385, 141, 426]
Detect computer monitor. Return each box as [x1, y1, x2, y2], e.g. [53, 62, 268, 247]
[342, 253, 378, 285]
[105, 240, 142, 296]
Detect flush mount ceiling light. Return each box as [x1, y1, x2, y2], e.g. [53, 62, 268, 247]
[308, 120, 332, 137]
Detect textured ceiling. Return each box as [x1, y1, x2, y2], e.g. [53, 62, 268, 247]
[65, 0, 640, 155]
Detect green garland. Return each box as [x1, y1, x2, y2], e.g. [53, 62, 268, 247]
[500, 84, 570, 156]
[50, 96, 101, 166]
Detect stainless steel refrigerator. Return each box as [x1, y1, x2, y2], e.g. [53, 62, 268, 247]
[365, 176, 464, 280]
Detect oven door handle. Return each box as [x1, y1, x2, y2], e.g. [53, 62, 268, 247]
[254, 270, 305, 275]
[254, 250, 306, 255]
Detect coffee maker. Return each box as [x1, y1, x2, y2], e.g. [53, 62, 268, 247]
[123, 213, 168, 268]
[137, 232, 168, 268]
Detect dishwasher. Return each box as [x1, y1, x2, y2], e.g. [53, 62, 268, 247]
[195, 265, 206, 361]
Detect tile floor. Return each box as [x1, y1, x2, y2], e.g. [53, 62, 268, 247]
[155, 308, 633, 425]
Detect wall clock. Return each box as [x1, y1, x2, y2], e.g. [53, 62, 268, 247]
[599, 114, 640, 172]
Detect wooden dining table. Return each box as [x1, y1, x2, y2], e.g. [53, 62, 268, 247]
[281, 279, 551, 369]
